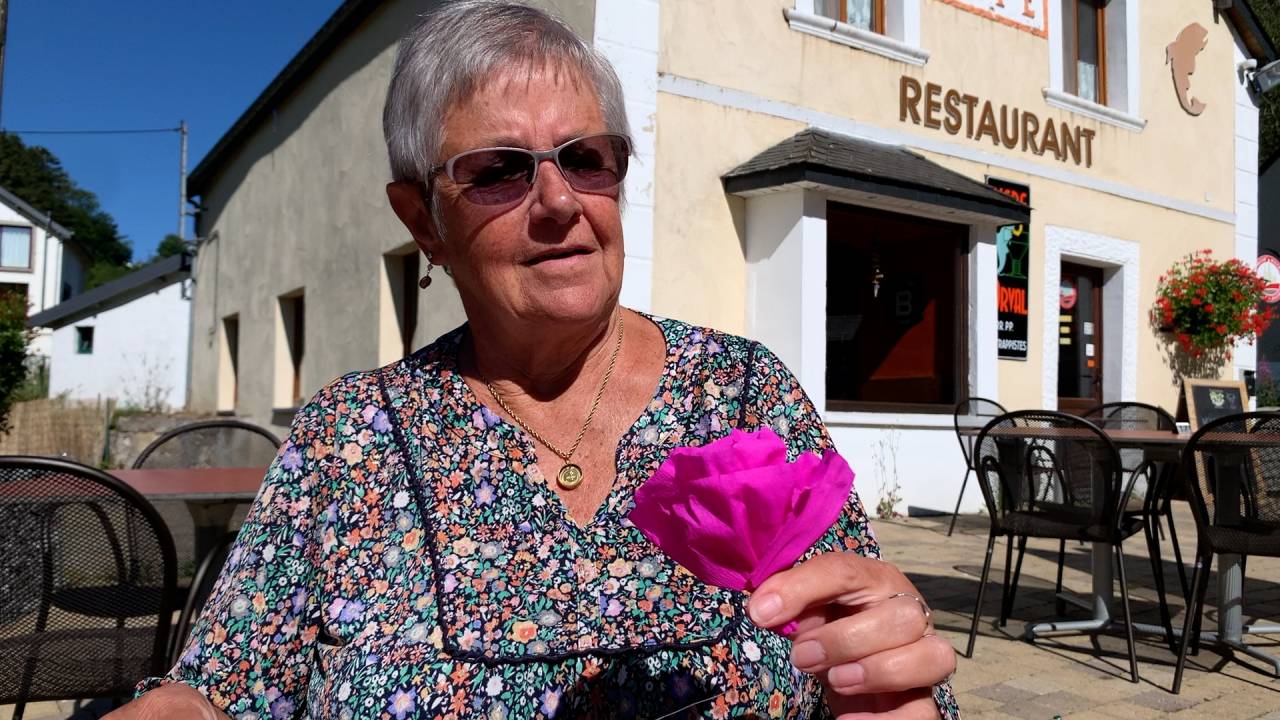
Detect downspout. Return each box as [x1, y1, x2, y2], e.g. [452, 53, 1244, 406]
[40, 212, 52, 312]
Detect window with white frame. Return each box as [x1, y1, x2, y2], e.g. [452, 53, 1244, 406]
[815, 0, 883, 33]
[0, 226, 32, 270]
[1046, 0, 1143, 129]
[786, 0, 928, 66]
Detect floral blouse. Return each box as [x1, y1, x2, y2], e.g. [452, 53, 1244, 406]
[146, 314, 959, 719]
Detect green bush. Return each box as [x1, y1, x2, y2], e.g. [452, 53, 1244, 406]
[0, 292, 34, 433]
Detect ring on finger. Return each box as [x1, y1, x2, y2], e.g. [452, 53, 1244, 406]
[887, 591, 933, 637]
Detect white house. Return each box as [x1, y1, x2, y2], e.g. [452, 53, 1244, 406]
[0, 185, 87, 358]
[30, 253, 192, 411]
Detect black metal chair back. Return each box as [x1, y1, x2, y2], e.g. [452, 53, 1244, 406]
[1172, 411, 1280, 693]
[132, 419, 281, 469]
[0, 456, 178, 715]
[1081, 401, 1177, 431]
[1181, 411, 1280, 556]
[1082, 401, 1176, 475]
[954, 397, 1010, 468]
[169, 531, 237, 666]
[974, 410, 1128, 530]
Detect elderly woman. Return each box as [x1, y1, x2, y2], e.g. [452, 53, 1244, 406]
[114, 2, 957, 718]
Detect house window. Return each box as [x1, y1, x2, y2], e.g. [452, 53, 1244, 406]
[218, 314, 240, 413]
[381, 249, 420, 363]
[825, 202, 967, 410]
[816, 0, 884, 33]
[1064, 0, 1106, 104]
[76, 326, 95, 354]
[0, 226, 32, 270]
[785, 0, 928, 66]
[276, 292, 305, 409]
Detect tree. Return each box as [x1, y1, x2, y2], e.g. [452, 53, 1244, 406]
[0, 132, 131, 287]
[0, 290, 33, 433]
[1255, 0, 1280, 164]
[154, 233, 188, 259]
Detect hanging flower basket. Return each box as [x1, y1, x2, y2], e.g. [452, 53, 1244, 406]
[1151, 249, 1273, 358]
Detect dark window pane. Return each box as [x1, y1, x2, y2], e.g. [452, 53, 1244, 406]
[76, 326, 94, 355]
[1074, 0, 1102, 102]
[826, 203, 965, 407]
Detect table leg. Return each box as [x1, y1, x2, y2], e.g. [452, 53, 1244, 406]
[1027, 541, 1113, 636]
[186, 500, 239, 562]
[1217, 552, 1243, 644]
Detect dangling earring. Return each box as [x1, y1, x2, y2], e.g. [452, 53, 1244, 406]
[419, 256, 435, 288]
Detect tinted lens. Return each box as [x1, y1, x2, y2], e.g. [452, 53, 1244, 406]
[449, 148, 534, 205]
[558, 135, 630, 192]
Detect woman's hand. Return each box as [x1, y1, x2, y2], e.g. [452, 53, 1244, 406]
[103, 683, 230, 720]
[747, 552, 955, 719]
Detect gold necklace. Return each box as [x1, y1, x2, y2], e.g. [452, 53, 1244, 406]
[482, 311, 624, 490]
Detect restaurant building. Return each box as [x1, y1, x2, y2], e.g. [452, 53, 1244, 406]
[183, 0, 1275, 513]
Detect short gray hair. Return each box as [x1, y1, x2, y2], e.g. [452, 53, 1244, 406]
[382, 0, 631, 184]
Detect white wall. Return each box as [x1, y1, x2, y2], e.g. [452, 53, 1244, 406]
[49, 282, 191, 410]
[593, 0, 658, 312]
[0, 200, 69, 358]
[1233, 40, 1261, 378]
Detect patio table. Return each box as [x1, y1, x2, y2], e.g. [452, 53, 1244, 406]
[108, 466, 266, 561]
[958, 425, 1280, 672]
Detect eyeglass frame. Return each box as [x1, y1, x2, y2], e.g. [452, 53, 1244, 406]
[424, 132, 632, 202]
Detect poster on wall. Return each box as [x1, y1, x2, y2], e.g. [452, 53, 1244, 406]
[988, 177, 1031, 360]
[936, 0, 1049, 38]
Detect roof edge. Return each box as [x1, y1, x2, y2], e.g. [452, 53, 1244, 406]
[188, 0, 386, 196]
[1223, 1, 1279, 63]
[0, 185, 75, 239]
[29, 253, 192, 329]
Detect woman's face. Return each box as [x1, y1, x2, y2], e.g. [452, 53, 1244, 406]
[394, 65, 625, 330]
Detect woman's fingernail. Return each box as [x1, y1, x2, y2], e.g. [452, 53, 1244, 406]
[750, 593, 783, 625]
[828, 662, 866, 689]
[790, 640, 827, 669]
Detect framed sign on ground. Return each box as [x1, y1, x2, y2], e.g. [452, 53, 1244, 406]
[1182, 378, 1249, 430]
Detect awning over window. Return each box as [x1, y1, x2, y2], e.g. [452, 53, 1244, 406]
[721, 127, 1030, 225]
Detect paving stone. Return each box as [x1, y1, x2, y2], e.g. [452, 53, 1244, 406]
[1125, 689, 1201, 712]
[1094, 701, 1171, 719]
[872, 516, 1280, 717]
[970, 682, 1041, 705]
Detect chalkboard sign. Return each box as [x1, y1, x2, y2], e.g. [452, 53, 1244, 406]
[1184, 379, 1249, 430]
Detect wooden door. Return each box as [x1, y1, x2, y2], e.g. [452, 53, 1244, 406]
[1057, 263, 1104, 415]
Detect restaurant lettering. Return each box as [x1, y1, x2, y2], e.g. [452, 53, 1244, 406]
[900, 76, 1096, 168]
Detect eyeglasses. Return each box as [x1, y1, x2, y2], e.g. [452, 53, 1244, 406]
[428, 132, 631, 206]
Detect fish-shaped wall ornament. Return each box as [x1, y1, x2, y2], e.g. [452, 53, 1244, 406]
[1167, 22, 1209, 116]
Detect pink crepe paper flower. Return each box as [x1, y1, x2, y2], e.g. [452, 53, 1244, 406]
[629, 427, 855, 633]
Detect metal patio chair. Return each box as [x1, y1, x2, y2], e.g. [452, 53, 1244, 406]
[967, 410, 1151, 683]
[1173, 412, 1280, 693]
[1082, 402, 1189, 616]
[131, 419, 281, 470]
[947, 397, 1009, 536]
[0, 456, 178, 719]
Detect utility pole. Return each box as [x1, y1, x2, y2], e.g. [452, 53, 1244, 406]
[178, 119, 188, 241]
[0, 0, 9, 128]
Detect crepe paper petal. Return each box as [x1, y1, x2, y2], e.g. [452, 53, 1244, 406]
[629, 428, 856, 636]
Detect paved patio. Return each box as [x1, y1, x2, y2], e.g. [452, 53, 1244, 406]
[5, 504, 1278, 719]
[877, 505, 1280, 718]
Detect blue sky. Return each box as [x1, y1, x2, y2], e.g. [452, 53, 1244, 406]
[3, 1, 345, 260]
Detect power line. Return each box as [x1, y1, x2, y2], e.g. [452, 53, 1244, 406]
[2, 127, 181, 135]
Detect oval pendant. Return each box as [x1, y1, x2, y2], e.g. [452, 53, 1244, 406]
[557, 463, 584, 490]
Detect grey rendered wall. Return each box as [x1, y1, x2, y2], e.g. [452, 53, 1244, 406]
[188, 0, 596, 430]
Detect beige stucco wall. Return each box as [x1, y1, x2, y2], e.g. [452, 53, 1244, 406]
[188, 0, 596, 430]
[650, 0, 1244, 414]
